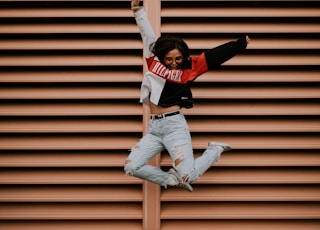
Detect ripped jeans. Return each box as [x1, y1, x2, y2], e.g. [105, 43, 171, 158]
[124, 111, 223, 187]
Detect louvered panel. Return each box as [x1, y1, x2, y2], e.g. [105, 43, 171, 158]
[1, 0, 320, 229]
[160, 1, 320, 230]
[0, 0, 144, 229]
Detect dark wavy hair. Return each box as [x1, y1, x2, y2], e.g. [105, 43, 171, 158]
[150, 35, 190, 68]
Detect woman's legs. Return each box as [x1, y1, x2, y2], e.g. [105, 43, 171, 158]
[188, 142, 231, 183]
[163, 114, 195, 183]
[163, 114, 231, 185]
[124, 132, 169, 187]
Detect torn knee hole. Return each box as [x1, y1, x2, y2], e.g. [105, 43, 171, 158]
[182, 174, 190, 182]
[173, 145, 185, 166]
[131, 144, 140, 150]
[175, 158, 183, 166]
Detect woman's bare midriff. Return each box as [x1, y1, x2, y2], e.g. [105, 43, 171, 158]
[149, 102, 180, 115]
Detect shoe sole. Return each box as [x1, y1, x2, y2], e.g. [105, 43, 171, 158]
[209, 142, 231, 152]
[169, 168, 193, 192]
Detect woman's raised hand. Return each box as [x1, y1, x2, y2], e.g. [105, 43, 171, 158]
[131, 0, 140, 8]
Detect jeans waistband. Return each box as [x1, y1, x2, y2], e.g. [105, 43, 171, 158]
[150, 110, 180, 120]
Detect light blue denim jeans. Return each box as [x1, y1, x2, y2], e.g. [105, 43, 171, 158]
[124, 111, 223, 187]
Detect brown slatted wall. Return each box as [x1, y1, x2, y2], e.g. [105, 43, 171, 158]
[160, 0, 320, 230]
[0, 1, 320, 230]
[0, 1, 144, 229]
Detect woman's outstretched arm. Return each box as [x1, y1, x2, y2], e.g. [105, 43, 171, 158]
[131, 0, 156, 58]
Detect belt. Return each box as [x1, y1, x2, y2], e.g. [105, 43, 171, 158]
[150, 110, 180, 120]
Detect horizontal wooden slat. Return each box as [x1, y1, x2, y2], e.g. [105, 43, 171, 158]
[0, 55, 142, 66]
[188, 118, 320, 132]
[0, 103, 142, 116]
[1, 23, 319, 34]
[162, 8, 320, 17]
[1, 38, 319, 50]
[1, 86, 319, 99]
[0, 185, 142, 202]
[0, 24, 139, 34]
[227, 55, 320, 66]
[182, 102, 320, 116]
[0, 151, 127, 167]
[161, 220, 320, 230]
[0, 71, 143, 83]
[161, 185, 320, 201]
[196, 167, 320, 184]
[162, 150, 320, 167]
[184, 38, 320, 50]
[0, 119, 142, 133]
[0, 167, 319, 185]
[1, 70, 318, 83]
[197, 71, 320, 83]
[1, 150, 319, 168]
[0, 87, 140, 99]
[0, 203, 143, 220]
[161, 202, 320, 219]
[0, 101, 319, 116]
[0, 8, 132, 18]
[1, 8, 319, 18]
[191, 134, 320, 149]
[0, 220, 143, 230]
[162, 23, 320, 33]
[0, 55, 319, 66]
[0, 168, 140, 184]
[0, 118, 318, 133]
[193, 86, 320, 99]
[0, 134, 319, 150]
[0, 39, 142, 50]
[0, 135, 141, 150]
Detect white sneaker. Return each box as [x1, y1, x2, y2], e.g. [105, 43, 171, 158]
[208, 141, 231, 152]
[168, 168, 193, 192]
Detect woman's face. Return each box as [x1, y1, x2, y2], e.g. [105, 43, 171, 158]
[163, 48, 183, 70]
